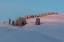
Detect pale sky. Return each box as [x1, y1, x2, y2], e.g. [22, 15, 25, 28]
[0, 0, 64, 22]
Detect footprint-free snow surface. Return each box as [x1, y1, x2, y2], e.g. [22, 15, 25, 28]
[0, 14, 64, 42]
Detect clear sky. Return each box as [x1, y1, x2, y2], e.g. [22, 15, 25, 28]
[0, 0, 64, 22]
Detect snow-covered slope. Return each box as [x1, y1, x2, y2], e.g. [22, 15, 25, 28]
[0, 27, 62, 42]
[0, 14, 64, 42]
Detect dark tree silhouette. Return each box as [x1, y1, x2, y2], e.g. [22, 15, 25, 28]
[14, 17, 27, 26]
[9, 18, 11, 24]
[12, 20, 14, 25]
[14, 19, 18, 26]
[35, 18, 40, 25]
[23, 18, 27, 25]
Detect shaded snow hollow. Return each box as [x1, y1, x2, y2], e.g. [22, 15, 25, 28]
[0, 14, 64, 42]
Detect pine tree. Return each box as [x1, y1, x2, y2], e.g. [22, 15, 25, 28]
[12, 20, 14, 25]
[9, 18, 11, 24]
[35, 18, 40, 25]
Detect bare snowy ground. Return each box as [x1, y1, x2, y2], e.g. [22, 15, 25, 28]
[0, 27, 62, 42]
[0, 14, 64, 42]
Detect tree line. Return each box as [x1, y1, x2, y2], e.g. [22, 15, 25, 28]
[3, 12, 58, 26]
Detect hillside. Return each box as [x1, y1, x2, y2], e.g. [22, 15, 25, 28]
[0, 14, 64, 42]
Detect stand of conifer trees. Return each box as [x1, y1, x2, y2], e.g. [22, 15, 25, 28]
[8, 12, 58, 26]
[12, 17, 27, 26]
